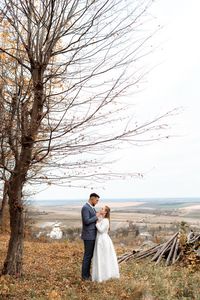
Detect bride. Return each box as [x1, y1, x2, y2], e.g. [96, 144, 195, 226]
[92, 206, 120, 282]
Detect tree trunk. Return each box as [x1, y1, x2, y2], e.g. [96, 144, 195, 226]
[2, 67, 44, 276]
[2, 178, 24, 276]
[2, 144, 31, 275]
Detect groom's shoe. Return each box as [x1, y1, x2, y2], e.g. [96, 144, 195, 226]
[82, 276, 92, 281]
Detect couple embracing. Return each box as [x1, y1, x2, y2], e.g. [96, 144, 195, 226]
[81, 193, 120, 282]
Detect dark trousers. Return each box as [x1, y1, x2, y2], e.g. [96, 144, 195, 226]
[81, 240, 95, 280]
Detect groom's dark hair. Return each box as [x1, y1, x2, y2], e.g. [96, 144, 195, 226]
[90, 193, 100, 198]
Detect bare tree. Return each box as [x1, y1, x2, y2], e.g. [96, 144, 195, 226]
[0, 0, 172, 275]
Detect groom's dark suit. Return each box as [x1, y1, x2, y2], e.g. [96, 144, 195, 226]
[81, 202, 98, 280]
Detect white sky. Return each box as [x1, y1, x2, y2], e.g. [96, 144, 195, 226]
[34, 0, 200, 201]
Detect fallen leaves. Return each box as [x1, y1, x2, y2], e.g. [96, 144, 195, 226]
[0, 234, 200, 300]
[47, 290, 62, 300]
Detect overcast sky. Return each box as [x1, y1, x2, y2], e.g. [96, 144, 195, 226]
[34, 0, 200, 201]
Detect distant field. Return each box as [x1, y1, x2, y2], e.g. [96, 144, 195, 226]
[32, 197, 200, 207]
[30, 198, 200, 231]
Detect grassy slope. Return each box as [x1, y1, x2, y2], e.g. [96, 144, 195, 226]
[0, 234, 200, 300]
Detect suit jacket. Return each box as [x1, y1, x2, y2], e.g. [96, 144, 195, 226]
[81, 203, 98, 240]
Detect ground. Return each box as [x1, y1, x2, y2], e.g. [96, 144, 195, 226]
[0, 234, 200, 300]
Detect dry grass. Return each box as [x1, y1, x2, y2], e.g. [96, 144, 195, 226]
[0, 234, 200, 300]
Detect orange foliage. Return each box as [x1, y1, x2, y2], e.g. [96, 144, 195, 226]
[0, 234, 145, 300]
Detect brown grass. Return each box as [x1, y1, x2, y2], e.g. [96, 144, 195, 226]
[0, 234, 200, 300]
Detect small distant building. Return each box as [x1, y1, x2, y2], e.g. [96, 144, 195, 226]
[50, 223, 63, 239]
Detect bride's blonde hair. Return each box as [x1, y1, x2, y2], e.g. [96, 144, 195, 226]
[104, 206, 111, 230]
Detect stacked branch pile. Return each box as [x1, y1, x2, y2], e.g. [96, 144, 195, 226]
[118, 231, 200, 266]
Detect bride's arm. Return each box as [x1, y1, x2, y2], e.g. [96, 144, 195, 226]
[96, 219, 109, 233]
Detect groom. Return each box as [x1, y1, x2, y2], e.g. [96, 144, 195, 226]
[81, 193, 100, 280]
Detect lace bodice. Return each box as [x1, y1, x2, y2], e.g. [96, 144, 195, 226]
[96, 218, 109, 234]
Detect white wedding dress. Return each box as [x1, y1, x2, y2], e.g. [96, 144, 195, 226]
[92, 218, 120, 282]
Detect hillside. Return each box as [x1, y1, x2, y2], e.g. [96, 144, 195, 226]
[0, 234, 199, 300]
